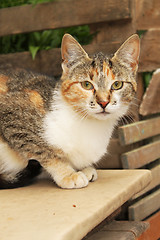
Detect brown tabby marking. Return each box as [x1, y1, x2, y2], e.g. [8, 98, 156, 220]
[0, 33, 140, 189]
[0, 75, 8, 94]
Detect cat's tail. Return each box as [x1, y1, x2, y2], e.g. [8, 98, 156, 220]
[0, 160, 42, 189]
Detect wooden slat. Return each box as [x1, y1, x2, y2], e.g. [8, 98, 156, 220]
[121, 140, 160, 169]
[97, 138, 137, 169]
[129, 189, 160, 221]
[102, 221, 149, 237]
[136, 0, 160, 30]
[86, 231, 135, 240]
[0, 42, 121, 77]
[118, 117, 160, 146]
[132, 164, 160, 199]
[137, 211, 160, 240]
[139, 29, 160, 72]
[0, 0, 132, 37]
[86, 221, 149, 240]
[139, 70, 160, 116]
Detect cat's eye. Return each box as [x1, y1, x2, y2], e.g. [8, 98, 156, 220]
[111, 81, 123, 90]
[81, 81, 94, 90]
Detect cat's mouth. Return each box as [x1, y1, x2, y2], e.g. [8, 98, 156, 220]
[96, 110, 110, 115]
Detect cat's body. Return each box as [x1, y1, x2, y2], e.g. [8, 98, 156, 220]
[0, 34, 140, 189]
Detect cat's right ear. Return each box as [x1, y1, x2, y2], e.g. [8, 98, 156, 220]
[61, 34, 89, 74]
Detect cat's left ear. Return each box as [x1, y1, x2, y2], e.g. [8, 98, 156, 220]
[112, 34, 140, 72]
[61, 34, 89, 73]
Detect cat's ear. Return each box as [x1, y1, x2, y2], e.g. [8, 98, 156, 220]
[112, 34, 140, 72]
[61, 34, 89, 73]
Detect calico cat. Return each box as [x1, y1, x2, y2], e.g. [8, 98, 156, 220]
[0, 33, 140, 189]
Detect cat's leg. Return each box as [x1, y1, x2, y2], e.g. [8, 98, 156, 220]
[82, 167, 98, 182]
[42, 157, 89, 189]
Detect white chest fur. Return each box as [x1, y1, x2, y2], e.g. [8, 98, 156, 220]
[42, 98, 116, 170]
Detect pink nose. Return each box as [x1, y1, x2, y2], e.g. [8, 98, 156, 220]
[98, 101, 109, 109]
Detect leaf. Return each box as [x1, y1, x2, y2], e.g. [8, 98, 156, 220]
[29, 45, 40, 59]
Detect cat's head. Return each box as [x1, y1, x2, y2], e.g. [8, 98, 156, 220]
[60, 34, 140, 121]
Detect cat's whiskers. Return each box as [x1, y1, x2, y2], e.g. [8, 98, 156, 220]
[76, 108, 89, 122]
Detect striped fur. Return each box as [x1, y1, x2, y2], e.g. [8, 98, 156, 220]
[0, 34, 140, 189]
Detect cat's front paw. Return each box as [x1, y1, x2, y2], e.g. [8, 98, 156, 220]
[56, 171, 89, 189]
[82, 167, 98, 182]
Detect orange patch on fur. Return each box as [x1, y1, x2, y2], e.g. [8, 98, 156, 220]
[25, 89, 45, 114]
[61, 80, 79, 94]
[0, 75, 8, 94]
[107, 68, 109, 76]
[95, 68, 99, 76]
[61, 80, 88, 114]
[103, 62, 107, 75]
[111, 71, 115, 80]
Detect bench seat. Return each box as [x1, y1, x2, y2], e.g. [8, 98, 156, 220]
[0, 169, 151, 240]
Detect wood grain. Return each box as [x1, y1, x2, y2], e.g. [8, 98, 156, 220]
[139, 29, 160, 72]
[118, 116, 160, 145]
[129, 189, 160, 221]
[86, 221, 149, 240]
[132, 164, 160, 199]
[97, 138, 136, 169]
[121, 140, 160, 169]
[139, 71, 160, 116]
[0, 0, 132, 37]
[0, 42, 121, 77]
[136, 0, 160, 30]
[137, 211, 160, 240]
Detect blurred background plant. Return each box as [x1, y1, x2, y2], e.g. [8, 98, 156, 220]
[0, 0, 94, 59]
[0, 1, 152, 89]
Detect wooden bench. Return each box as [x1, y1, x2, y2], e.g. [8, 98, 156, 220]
[0, 170, 151, 240]
[118, 116, 160, 239]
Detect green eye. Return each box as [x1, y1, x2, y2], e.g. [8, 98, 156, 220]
[111, 81, 123, 90]
[81, 81, 94, 90]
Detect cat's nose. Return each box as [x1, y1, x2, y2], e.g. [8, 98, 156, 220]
[97, 101, 109, 109]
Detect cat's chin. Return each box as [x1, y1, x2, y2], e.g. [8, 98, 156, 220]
[92, 112, 112, 121]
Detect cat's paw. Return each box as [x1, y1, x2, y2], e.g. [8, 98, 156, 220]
[82, 167, 98, 182]
[56, 171, 89, 189]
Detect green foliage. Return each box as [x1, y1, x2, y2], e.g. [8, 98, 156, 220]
[28, 26, 94, 59]
[0, 0, 54, 8]
[137, 30, 147, 38]
[0, 0, 94, 59]
[143, 72, 153, 90]
[0, 26, 93, 59]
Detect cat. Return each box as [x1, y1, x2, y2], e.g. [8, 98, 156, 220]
[0, 33, 140, 189]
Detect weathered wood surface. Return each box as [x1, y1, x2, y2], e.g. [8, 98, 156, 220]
[121, 140, 160, 169]
[86, 221, 149, 240]
[136, 73, 144, 104]
[139, 70, 160, 116]
[118, 116, 160, 146]
[136, 0, 160, 30]
[102, 221, 149, 237]
[0, 0, 132, 37]
[0, 42, 121, 77]
[139, 29, 160, 72]
[86, 231, 135, 240]
[133, 164, 160, 199]
[0, 29, 159, 75]
[90, 18, 136, 44]
[129, 189, 160, 221]
[97, 138, 137, 169]
[137, 211, 160, 240]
